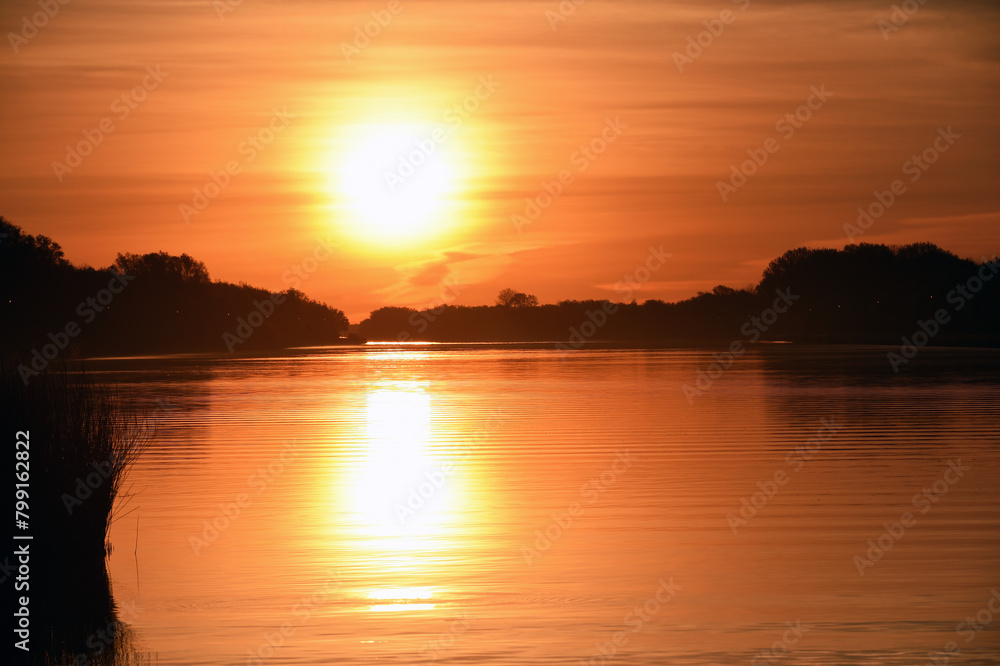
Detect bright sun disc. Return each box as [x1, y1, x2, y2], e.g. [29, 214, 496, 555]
[334, 122, 459, 245]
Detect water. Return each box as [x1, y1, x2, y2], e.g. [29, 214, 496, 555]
[92, 345, 1000, 665]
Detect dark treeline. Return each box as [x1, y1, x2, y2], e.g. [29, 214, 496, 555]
[361, 243, 1000, 346]
[4, 216, 998, 357]
[1, 217, 350, 364]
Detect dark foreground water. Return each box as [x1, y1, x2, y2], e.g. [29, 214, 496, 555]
[88, 345, 1000, 664]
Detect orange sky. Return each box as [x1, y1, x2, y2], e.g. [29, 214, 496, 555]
[2, 0, 998, 321]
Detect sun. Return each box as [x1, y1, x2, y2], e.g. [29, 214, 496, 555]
[332, 122, 461, 246]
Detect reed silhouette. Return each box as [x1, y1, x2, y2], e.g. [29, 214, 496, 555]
[1, 363, 149, 664]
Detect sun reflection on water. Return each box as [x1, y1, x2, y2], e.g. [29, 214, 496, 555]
[338, 381, 469, 612]
[367, 587, 436, 612]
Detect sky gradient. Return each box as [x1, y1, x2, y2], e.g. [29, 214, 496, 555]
[2, 0, 998, 321]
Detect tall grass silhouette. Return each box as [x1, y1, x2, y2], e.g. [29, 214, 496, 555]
[1, 363, 150, 663]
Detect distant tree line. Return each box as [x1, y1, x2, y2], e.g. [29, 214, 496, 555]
[361, 243, 1000, 346]
[4, 216, 998, 356]
[0, 217, 350, 360]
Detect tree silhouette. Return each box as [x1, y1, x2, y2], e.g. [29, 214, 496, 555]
[497, 288, 539, 307]
[356, 243, 999, 344]
[4, 213, 998, 351]
[1, 216, 70, 271]
[113, 251, 210, 283]
[1, 217, 352, 355]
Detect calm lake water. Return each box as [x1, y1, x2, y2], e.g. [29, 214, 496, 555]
[91, 345, 1000, 665]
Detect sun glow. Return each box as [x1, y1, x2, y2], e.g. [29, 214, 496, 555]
[331, 122, 462, 246]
